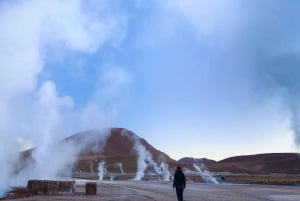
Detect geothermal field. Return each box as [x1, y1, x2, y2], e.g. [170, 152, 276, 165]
[3, 1, 300, 200]
[4, 180, 300, 201]
[2, 128, 300, 200]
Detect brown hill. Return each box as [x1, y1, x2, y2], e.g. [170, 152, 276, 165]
[180, 153, 300, 174]
[21, 128, 178, 176]
[70, 127, 178, 174]
[179, 157, 217, 166]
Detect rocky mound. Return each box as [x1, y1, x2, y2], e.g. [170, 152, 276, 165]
[21, 128, 178, 176]
[70, 127, 178, 173]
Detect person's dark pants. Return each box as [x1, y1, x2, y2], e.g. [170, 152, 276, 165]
[175, 187, 184, 201]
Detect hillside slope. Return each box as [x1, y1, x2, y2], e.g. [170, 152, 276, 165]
[179, 153, 300, 174]
[21, 128, 178, 176]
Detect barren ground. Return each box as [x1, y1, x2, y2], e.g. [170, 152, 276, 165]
[12, 180, 300, 201]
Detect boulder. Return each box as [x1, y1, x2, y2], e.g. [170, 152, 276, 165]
[85, 182, 97, 195]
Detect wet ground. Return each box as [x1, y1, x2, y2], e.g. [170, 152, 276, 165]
[10, 180, 300, 201]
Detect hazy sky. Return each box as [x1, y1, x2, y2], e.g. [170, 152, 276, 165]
[1, 0, 300, 161]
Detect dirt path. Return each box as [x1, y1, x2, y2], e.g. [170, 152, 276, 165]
[11, 181, 300, 201]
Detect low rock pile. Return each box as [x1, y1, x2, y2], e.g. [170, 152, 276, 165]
[27, 180, 75, 195]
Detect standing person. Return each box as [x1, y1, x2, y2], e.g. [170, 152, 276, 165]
[173, 166, 186, 201]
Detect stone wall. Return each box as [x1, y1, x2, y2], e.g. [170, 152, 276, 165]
[27, 180, 75, 195]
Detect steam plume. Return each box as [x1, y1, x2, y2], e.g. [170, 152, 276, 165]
[98, 161, 106, 181]
[132, 136, 170, 181]
[193, 163, 219, 184]
[132, 139, 152, 180]
[158, 162, 170, 181]
[115, 162, 125, 174]
[256, 55, 300, 150]
[88, 161, 94, 173]
[110, 175, 116, 181]
[0, 0, 127, 196]
[120, 129, 170, 181]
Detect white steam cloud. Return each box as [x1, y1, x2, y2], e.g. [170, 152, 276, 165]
[162, 0, 300, 150]
[3, 0, 300, 197]
[98, 161, 107, 181]
[157, 162, 170, 182]
[123, 130, 170, 181]
[115, 162, 125, 175]
[193, 163, 219, 184]
[255, 55, 300, 150]
[0, 0, 127, 196]
[133, 139, 153, 181]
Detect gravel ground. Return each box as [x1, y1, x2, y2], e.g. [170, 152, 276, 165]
[11, 180, 300, 201]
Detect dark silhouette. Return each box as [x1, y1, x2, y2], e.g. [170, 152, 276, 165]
[173, 166, 186, 201]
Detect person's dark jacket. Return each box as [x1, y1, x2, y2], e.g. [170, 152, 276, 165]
[173, 170, 186, 188]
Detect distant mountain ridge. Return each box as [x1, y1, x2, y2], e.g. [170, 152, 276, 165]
[179, 153, 300, 174]
[20, 128, 300, 176]
[179, 157, 216, 165]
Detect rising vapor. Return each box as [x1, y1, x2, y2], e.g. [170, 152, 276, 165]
[0, 0, 128, 195]
[163, 0, 300, 150]
[256, 54, 300, 149]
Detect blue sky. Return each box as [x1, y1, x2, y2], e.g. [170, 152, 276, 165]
[1, 0, 300, 161]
